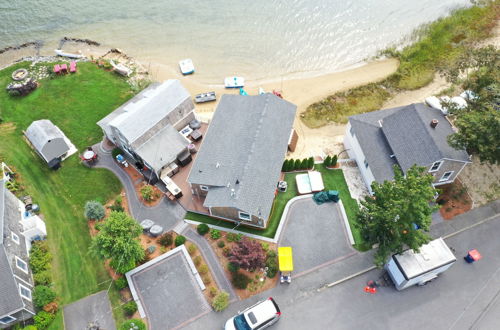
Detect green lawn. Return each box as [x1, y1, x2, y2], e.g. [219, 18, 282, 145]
[0, 62, 134, 327]
[186, 164, 366, 249]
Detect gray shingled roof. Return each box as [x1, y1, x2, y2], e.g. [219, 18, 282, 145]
[98, 80, 190, 144]
[349, 103, 470, 183]
[25, 120, 69, 162]
[134, 124, 189, 173]
[0, 181, 33, 316]
[188, 94, 296, 222]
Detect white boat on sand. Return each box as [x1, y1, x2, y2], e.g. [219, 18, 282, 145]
[54, 49, 84, 59]
[224, 76, 244, 88]
[179, 59, 195, 75]
[110, 60, 133, 77]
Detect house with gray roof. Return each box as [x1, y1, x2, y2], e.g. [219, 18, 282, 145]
[97, 80, 195, 178]
[0, 180, 45, 327]
[344, 103, 471, 194]
[188, 94, 297, 228]
[25, 120, 70, 169]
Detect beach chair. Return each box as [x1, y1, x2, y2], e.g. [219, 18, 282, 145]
[60, 63, 68, 74]
[53, 64, 60, 74]
[70, 61, 77, 73]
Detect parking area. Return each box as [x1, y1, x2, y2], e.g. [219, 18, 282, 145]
[278, 198, 356, 276]
[63, 291, 116, 330]
[126, 246, 210, 330]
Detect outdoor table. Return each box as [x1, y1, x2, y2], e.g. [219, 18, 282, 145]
[83, 150, 96, 160]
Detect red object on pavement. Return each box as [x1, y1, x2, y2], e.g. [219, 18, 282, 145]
[369, 287, 377, 294]
[468, 249, 482, 261]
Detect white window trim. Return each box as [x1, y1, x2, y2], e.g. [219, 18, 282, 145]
[0, 315, 16, 325]
[11, 232, 20, 245]
[200, 185, 209, 191]
[19, 283, 32, 301]
[429, 161, 442, 173]
[238, 211, 251, 221]
[15, 256, 29, 274]
[439, 171, 454, 182]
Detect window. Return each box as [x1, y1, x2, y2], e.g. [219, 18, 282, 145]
[200, 185, 209, 191]
[364, 159, 369, 168]
[429, 161, 442, 172]
[11, 232, 20, 245]
[0, 316, 16, 325]
[19, 284, 32, 301]
[238, 211, 251, 221]
[15, 257, 28, 274]
[440, 171, 454, 182]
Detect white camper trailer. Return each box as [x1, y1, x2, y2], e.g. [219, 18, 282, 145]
[385, 238, 456, 290]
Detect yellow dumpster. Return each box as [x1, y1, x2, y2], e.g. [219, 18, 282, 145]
[278, 247, 293, 284]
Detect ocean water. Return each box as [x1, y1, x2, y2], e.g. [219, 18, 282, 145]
[0, 0, 471, 83]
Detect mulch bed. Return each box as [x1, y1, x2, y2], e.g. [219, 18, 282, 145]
[437, 179, 473, 220]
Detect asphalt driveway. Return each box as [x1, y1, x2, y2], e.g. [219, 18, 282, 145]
[278, 198, 356, 277]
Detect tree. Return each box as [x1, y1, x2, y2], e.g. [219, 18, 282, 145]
[357, 165, 438, 267]
[228, 238, 266, 270]
[197, 223, 209, 235]
[331, 155, 338, 167]
[294, 159, 301, 171]
[308, 157, 314, 169]
[212, 291, 229, 311]
[84, 200, 105, 220]
[90, 211, 144, 274]
[281, 159, 289, 172]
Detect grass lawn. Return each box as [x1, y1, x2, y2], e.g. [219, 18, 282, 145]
[301, 1, 498, 126]
[0, 61, 134, 327]
[186, 164, 366, 249]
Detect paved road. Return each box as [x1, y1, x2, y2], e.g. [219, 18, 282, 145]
[183, 201, 500, 330]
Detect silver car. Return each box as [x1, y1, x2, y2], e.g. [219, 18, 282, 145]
[224, 297, 281, 330]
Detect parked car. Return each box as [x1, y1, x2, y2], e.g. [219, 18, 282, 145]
[224, 297, 281, 330]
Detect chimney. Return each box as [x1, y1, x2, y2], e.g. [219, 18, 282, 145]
[430, 119, 439, 128]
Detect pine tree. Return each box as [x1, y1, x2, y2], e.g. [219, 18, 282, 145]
[294, 159, 301, 171]
[308, 157, 314, 169]
[281, 159, 288, 172]
[331, 155, 338, 167]
[324, 155, 331, 167]
[301, 158, 308, 170]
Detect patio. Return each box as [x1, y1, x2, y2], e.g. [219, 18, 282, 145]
[63, 291, 116, 330]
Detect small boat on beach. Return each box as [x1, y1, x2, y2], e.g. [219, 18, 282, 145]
[179, 59, 195, 75]
[224, 76, 244, 88]
[259, 87, 265, 95]
[54, 49, 84, 59]
[194, 91, 216, 103]
[110, 60, 133, 77]
[239, 88, 248, 96]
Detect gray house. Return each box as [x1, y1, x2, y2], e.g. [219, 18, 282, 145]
[25, 120, 70, 169]
[344, 103, 471, 194]
[0, 180, 40, 327]
[188, 94, 297, 228]
[97, 80, 195, 178]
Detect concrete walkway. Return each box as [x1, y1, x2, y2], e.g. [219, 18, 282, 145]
[93, 143, 186, 231]
[183, 227, 238, 302]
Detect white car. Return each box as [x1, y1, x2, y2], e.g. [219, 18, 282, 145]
[224, 297, 281, 330]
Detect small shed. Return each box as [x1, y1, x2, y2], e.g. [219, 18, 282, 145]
[25, 120, 70, 169]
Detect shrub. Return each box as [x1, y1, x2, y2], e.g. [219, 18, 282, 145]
[114, 277, 128, 290]
[187, 243, 197, 255]
[197, 223, 210, 235]
[108, 197, 124, 212]
[198, 264, 209, 275]
[222, 247, 231, 257]
[202, 274, 211, 285]
[227, 262, 240, 273]
[209, 287, 218, 297]
[111, 148, 123, 159]
[33, 285, 56, 309]
[212, 291, 229, 312]
[324, 155, 332, 167]
[308, 157, 314, 169]
[84, 200, 105, 220]
[232, 272, 251, 290]
[301, 158, 308, 170]
[265, 257, 278, 278]
[123, 301, 138, 316]
[266, 250, 277, 258]
[331, 155, 338, 167]
[217, 240, 225, 248]
[158, 233, 173, 246]
[30, 241, 52, 274]
[94, 222, 104, 231]
[226, 232, 243, 242]
[210, 229, 221, 240]
[260, 242, 269, 252]
[193, 255, 202, 267]
[119, 319, 146, 330]
[294, 159, 301, 171]
[42, 301, 58, 314]
[228, 238, 266, 271]
[33, 270, 52, 286]
[33, 311, 55, 329]
[174, 235, 186, 246]
[281, 159, 289, 172]
[140, 185, 154, 201]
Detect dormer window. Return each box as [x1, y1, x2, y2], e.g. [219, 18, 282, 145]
[11, 232, 20, 245]
[429, 161, 442, 172]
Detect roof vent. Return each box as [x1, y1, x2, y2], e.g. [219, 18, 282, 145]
[236, 179, 240, 185]
[430, 119, 439, 128]
[230, 189, 235, 197]
[216, 162, 220, 168]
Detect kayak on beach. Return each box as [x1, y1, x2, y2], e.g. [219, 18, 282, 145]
[179, 59, 195, 75]
[54, 49, 84, 59]
[224, 76, 244, 88]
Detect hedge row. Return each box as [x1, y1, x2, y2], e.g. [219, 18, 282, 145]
[282, 157, 314, 172]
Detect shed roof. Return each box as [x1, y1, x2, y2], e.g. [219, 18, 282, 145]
[188, 94, 296, 222]
[25, 119, 70, 162]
